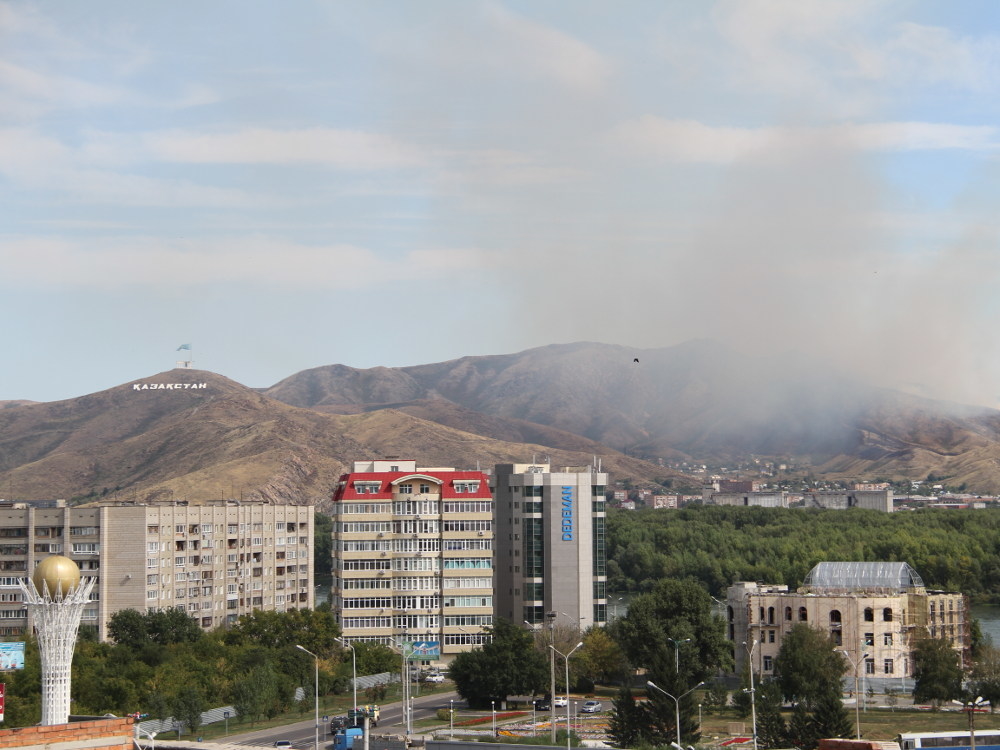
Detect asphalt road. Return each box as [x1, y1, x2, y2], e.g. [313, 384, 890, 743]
[224, 689, 460, 749]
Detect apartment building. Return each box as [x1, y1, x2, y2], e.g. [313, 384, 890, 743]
[0, 501, 314, 640]
[330, 460, 493, 665]
[727, 561, 967, 691]
[492, 462, 608, 630]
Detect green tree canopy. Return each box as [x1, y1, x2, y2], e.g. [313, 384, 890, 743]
[612, 577, 732, 682]
[448, 618, 547, 708]
[913, 637, 964, 706]
[773, 624, 847, 705]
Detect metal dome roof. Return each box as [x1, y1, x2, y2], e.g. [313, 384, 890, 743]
[802, 561, 925, 592]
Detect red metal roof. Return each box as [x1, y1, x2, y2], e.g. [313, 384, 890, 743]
[332, 470, 491, 501]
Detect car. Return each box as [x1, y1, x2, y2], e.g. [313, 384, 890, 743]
[552, 696, 568, 708]
[328, 716, 349, 732]
[273, 742, 293, 748]
[425, 672, 445, 683]
[581, 700, 603, 713]
[533, 699, 551, 711]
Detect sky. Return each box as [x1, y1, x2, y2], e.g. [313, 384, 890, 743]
[4, 1, 1000, 406]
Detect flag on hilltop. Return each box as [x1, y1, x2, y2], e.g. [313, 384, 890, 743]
[176, 344, 191, 351]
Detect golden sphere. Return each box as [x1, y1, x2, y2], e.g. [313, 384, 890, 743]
[32, 555, 81, 598]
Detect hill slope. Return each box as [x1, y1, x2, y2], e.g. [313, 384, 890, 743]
[0, 369, 670, 503]
[266, 340, 1000, 492]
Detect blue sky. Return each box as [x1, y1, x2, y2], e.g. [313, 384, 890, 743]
[4, 1, 1000, 405]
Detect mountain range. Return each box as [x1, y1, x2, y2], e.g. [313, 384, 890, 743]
[4, 340, 1000, 503]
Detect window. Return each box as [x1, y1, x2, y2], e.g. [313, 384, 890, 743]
[830, 609, 842, 623]
[865, 658, 875, 675]
[763, 656, 773, 671]
[884, 633, 893, 646]
[72, 543, 99, 554]
[884, 608, 893, 622]
[398, 484, 413, 494]
[785, 607, 792, 621]
[864, 607, 874, 622]
[798, 607, 808, 621]
[864, 632, 874, 647]
[831, 630, 842, 646]
[884, 659, 894, 674]
[419, 484, 431, 493]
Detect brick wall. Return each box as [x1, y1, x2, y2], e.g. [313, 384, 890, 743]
[0, 716, 133, 749]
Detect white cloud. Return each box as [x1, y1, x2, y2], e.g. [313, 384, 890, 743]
[613, 117, 999, 163]
[485, 4, 612, 95]
[144, 127, 430, 169]
[0, 235, 496, 289]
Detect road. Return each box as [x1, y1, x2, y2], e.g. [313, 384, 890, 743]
[224, 689, 460, 749]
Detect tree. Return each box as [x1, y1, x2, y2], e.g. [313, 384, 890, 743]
[810, 685, 854, 741]
[607, 686, 647, 748]
[913, 637, 963, 706]
[612, 578, 732, 683]
[448, 618, 547, 708]
[107, 609, 148, 649]
[969, 644, 1000, 713]
[755, 680, 788, 750]
[576, 627, 626, 686]
[353, 641, 399, 676]
[773, 624, 847, 705]
[703, 680, 730, 713]
[642, 650, 701, 747]
[172, 686, 206, 737]
[785, 701, 817, 750]
[147, 608, 203, 645]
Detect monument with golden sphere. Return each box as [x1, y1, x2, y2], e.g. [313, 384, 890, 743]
[19, 554, 96, 725]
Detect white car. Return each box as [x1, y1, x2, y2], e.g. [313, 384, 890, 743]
[581, 700, 603, 713]
[552, 696, 568, 708]
[425, 672, 445, 683]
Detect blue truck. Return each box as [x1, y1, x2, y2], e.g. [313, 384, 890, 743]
[331, 727, 364, 750]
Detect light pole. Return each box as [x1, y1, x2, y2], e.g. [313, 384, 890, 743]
[336, 637, 358, 716]
[668, 637, 691, 675]
[840, 649, 869, 740]
[953, 696, 987, 750]
[492, 700, 496, 737]
[390, 638, 414, 736]
[450, 699, 454, 738]
[551, 641, 584, 750]
[647, 680, 705, 750]
[742, 641, 758, 750]
[296, 645, 319, 750]
[547, 611, 557, 743]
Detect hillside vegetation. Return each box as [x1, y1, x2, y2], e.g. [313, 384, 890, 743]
[607, 505, 1000, 602]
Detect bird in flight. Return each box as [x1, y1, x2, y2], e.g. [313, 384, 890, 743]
[633, 358, 639, 363]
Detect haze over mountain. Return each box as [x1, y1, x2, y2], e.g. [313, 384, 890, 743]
[4, 340, 1000, 503]
[0, 368, 668, 504]
[266, 340, 1000, 493]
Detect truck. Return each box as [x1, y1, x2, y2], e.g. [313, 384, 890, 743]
[332, 727, 364, 750]
[348, 705, 379, 728]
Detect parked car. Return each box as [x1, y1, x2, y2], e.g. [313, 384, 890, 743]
[273, 742, 293, 748]
[533, 699, 551, 711]
[425, 672, 445, 683]
[581, 700, 603, 713]
[552, 696, 568, 708]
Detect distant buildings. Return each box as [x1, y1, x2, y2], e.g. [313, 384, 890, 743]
[0, 500, 314, 640]
[492, 462, 608, 630]
[727, 562, 967, 690]
[330, 460, 493, 664]
[804, 489, 893, 512]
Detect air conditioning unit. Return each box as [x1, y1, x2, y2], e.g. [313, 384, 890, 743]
[377, 533, 384, 537]
[412, 534, 418, 539]
[380, 552, 387, 557]
[477, 531, 484, 536]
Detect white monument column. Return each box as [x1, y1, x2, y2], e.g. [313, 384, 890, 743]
[19, 555, 96, 725]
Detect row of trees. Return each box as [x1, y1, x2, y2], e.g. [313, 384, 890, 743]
[607, 505, 1000, 599]
[1, 607, 397, 731]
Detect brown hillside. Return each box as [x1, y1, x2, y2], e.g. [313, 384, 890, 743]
[0, 369, 671, 503]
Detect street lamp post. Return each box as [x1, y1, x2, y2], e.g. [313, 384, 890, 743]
[667, 637, 691, 675]
[840, 649, 869, 740]
[742, 641, 758, 750]
[492, 700, 496, 736]
[547, 612, 557, 743]
[295, 645, 320, 750]
[953, 696, 987, 750]
[450, 699, 454, 738]
[336, 637, 357, 716]
[551, 641, 584, 750]
[647, 680, 705, 750]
